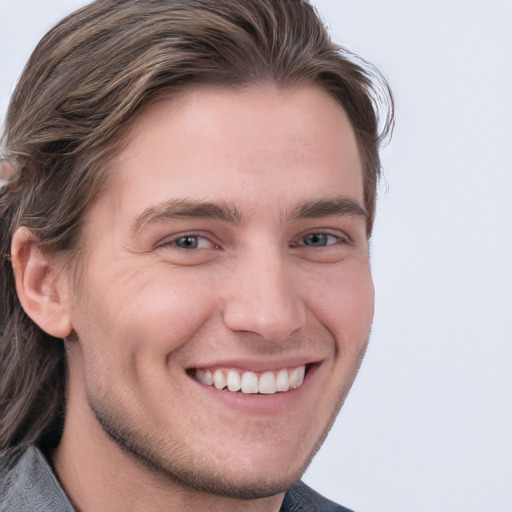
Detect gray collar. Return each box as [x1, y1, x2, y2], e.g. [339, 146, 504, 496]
[1, 445, 351, 512]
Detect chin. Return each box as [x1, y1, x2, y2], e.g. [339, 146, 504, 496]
[96, 406, 335, 502]
[94, 402, 317, 500]
[179, 470, 300, 500]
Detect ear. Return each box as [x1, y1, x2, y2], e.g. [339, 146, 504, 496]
[11, 228, 73, 338]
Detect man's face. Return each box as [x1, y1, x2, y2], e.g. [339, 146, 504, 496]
[63, 84, 374, 498]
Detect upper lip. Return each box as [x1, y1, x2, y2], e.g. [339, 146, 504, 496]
[187, 355, 324, 373]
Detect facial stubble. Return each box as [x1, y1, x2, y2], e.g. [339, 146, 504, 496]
[86, 338, 369, 501]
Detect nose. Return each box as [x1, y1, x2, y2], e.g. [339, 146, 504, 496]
[222, 248, 307, 342]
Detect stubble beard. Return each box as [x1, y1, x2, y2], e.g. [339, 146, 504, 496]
[90, 397, 309, 500]
[87, 339, 369, 501]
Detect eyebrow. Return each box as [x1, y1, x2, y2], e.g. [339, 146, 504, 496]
[132, 195, 366, 235]
[132, 198, 241, 233]
[287, 197, 367, 221]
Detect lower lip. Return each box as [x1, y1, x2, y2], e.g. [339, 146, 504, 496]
[189, 365, 318, 415]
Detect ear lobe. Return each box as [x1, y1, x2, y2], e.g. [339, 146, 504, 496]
[11, 228, 73, 339]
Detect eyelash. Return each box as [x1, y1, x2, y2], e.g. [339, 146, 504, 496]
[294, 232, 348, 248]
[157, 230, 348, 252]
[157, 232, 218, 251]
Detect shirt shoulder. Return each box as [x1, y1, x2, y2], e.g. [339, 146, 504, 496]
[1, 445, 75, 512]
[1, 450, 353, 512]
[281, 481, 355, 512]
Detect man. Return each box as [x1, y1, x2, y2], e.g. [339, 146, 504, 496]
[0, 1, 393, 510]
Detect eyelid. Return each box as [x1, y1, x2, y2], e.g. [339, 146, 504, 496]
[292, 229, 350, 247]
[155, 231, 220, 250]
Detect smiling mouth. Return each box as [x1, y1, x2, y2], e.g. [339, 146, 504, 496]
[191, 365, 307, 395]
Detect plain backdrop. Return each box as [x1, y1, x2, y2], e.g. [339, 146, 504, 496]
[1, 2, 511, 512]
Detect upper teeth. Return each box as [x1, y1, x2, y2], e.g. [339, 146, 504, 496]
[194, 366, 306, 395]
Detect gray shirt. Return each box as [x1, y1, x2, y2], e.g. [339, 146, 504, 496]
[1, 446, 353, 512]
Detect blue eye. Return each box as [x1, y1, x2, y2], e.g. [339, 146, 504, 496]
[168, 235, 217, 250]
[302, 233, 341, 247]
[175, 236, 201, 249]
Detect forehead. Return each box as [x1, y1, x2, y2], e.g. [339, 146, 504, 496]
[85, 84, 364, 235]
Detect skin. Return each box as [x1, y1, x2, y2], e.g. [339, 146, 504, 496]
[18, 84, 375, 511]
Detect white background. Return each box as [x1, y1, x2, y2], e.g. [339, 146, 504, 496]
[1, 2, 511, 512]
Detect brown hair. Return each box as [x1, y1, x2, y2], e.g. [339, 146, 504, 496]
[0, 0, 393, 465]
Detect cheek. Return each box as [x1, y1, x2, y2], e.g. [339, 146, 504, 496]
[71, 263, 219, 369]
[305, 262, 375, 345]
[126, 269, 221, 351]
[67, 265, 221, 417]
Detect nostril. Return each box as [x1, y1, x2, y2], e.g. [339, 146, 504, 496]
[222, 302, 306, 342]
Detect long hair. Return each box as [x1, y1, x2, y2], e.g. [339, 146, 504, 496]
[0, 0, 393, 466]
